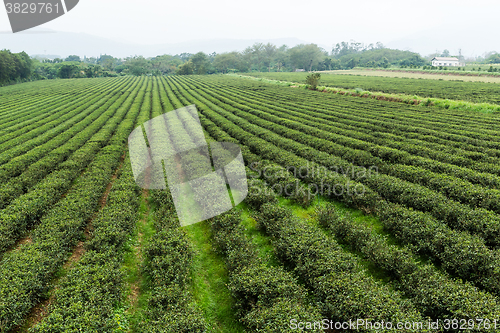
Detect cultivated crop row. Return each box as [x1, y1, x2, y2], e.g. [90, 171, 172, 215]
[244, 155, 500, 325]
[173, 77, 500, 244]
[246, 72, 500, 105]
[0, 78, 102, 115]
[194, 78, 500, 168]
[0, 78, 135, 205]
[206, 76, 500, 148]
[164, 76, 500, 297]
[177, 77, 500, 247]
[0, 78, 144, 255]
[0, 78, 119, 143]
[0, 77, 145, 332]
[31, 157, 139, 331]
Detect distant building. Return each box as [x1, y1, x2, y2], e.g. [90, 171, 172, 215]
[431, 57, 464, 67]
[295, 69, 305, 72]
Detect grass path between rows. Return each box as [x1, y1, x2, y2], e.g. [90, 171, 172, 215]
[237, 194, 422, 290]
[124, 190, 156, 332]
[237, 203, 280, 267]
[279, 196, 395, 284]
[185, 220, 245, 333]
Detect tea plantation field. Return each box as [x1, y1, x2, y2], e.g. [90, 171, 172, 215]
[1, 75, 500, 332]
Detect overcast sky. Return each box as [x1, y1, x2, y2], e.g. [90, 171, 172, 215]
[1, 0, 498, 57]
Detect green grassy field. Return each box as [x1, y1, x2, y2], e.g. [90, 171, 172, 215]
[244, 71, 500, 104]
[1, 74, 500, 332]
[325, 68, 500, 83]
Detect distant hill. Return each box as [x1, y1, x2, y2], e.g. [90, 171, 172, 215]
[2, 29, 310, 58]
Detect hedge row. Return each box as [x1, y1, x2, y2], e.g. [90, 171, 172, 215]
[362, 173, 500, 247]
[384, 163, 500, 214]
[190, 77, 500, 193]
[201, 77, 500, 157]
[0, 78, 143, 255]
[210, 208, 323, 332]
[0, 79, 70, 114]
[0, 78, 99, 115]
[130, 79, 208, 332]
[167, 78, 500, 296]
[158, 95, 326, 332]
[166, 107, 233, 221]
[234, 75, 500, 142]
[375, 201, 500, 296]
[243, 159, 482, 325]
[140, 190, 207, 333]
[243, 72, 500, 105]
[190, 78, 500, 199]
[316, 204, 500, 322]
[204, 80, 500, 184]
[235, 88, 500, 188]
[254, 200, 427, 330]
[190, 75, 500, 150]
[246, 161, 314, 208]
[0, 77, 135, 209]
[206, 80, 500, 206]
[178, 80, 500, 248]
[0, 77, 144, 332]
[30, 158, 139, 331]
[190, 76, 500, 164]
[157, 76, 181, 110]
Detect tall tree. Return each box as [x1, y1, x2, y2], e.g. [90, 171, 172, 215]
[176, 60, 195, 75]
[0, 50, 32, 84]
[213, 52, 242, 73]
[65, 55, 81, 62]
[124, 56, 151, 76]
[84, 64, 102, 78]
[263, 43, 277, 71]
[191, 52, 208, 74]
[57, 63, 79, 78]
[289, 44, 325, 71]
[151, 55, 182, 75]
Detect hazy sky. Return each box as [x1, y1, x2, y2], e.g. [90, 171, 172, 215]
[1, 0, 498, 57]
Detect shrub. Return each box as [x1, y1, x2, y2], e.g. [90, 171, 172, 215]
[305, 73, 321, 90]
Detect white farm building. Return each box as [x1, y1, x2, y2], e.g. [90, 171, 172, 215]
[431, 57, 463, 67]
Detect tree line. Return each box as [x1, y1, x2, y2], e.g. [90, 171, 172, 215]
[0, 50, 32, 86]
[0, 41, 440, 85]
[175, 42, 429, 74]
